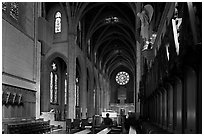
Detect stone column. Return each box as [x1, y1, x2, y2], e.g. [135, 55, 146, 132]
[87, 66, 94, 117]
[94, 70, 99, 115]
[99, 74, 103, 112]
[107, 81, 111, 110]
[35, 2, 42, 119]
[87, 68, 91, 118]
[103, 78, 106, 111]
[67, 28, 77, 119]
[105, 79, 109, 110]
[40, 52, 50, 112]
[80, 59, 87, 119]
[135, 2, 142, 116]
[102, 77, 104, 112]
[35, 41, 41, 118]
[104, 79, 107, 110]
[96, 73, 101, 115]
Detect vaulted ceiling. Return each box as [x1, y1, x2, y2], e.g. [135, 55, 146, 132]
[79, 2, 137, 78]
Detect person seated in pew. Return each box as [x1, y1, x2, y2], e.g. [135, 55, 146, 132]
[102, 113, 113, 128]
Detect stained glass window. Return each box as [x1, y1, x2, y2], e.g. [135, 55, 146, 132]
[10, 2, 18, 20]
[2, 2, 7, 11]
[54, 74, 58, 103]
[50, 72, 53, 103]
[75, 77, 79, 106]
[55, 11, 61, 33]
[93, 89, 96, 108]
[105, 16, 119, 23]
[64, 73, 67, 104]
[50, 62, 58, 103]
[116, 71, 130, 85]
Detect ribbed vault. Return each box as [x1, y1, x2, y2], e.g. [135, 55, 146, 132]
[79, 2, 137, 78]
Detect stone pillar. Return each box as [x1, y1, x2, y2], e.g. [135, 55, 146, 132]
[67, 29, 77, 119]
[104, 80, 107, 110]
[40, 54, 50, 112]
[102, 76, 106, 111]
[87, 68, 91, 118]
[35, 3, 42, 119]
[135, 2, 142, 115]
[90, 74, 94, 116]
[95, 71, 100, 115]
[99, 74, 104, 112]
[107, 80, 111, 109]
[96, 85, 100, 115]
[35, 41, 41, 119]
[87, 67, 94, 117]
[135, 41, 141, 114]
[103, 78, 105, 111]
[105, 79, 110, 110]
[80, 60, 87, 119]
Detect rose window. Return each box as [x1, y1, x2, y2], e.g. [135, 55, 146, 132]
[115, 71, 130, 85]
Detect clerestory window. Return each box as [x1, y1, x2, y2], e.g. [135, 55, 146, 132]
[105, 16, 119, 24]
[2, 2, 7, 11]
[55, 11, 61, 33]
[64, 72, 67, 104]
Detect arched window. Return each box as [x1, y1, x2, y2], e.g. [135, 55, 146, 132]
[75, 76, 80, 119]
[50, 62, 58, 103]
[64, 73, 67, 104]
[75, 77, 79, 107]
[55, 11, 61, 33]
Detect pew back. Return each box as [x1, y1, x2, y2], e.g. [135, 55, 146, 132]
[4, 120, 51, 134]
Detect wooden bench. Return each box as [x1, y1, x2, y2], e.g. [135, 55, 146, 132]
[65, 118, 93, 134]
[74, 129, 91, 134]
[4, 120, 51, 134]
[97, 127, 112, 134]
[108, 127, 122, 134]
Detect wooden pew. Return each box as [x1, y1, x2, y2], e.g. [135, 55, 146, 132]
[97, 127, 112, 134]
[4, 120, 51, 134]
[74, 129, 91, 134]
